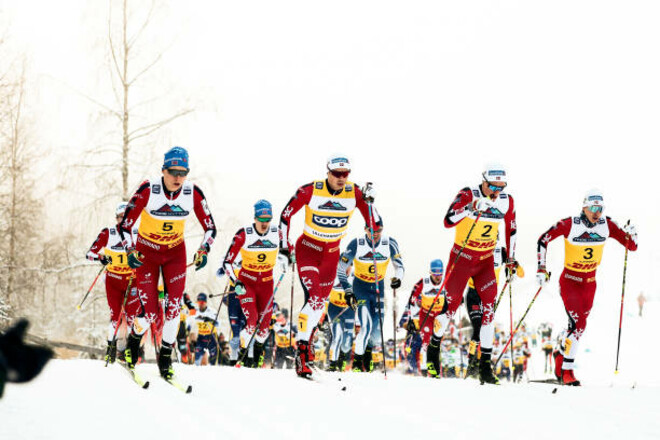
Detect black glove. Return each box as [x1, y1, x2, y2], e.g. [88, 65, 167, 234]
[127, 249, 144, 269]
[345, 288, 358, 311]
[390, 277, 401, 289]
[279, 247, 294, 265]
[406, 319, 417, 333]
[99, 255, 112, 266]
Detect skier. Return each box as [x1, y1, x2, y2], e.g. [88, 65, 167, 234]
[431, 163, 518, 384]
[187, 292, 220, 365]
[119, 146, 217, 380]
[326, 273, 355, 372]
[272, 309, 297, 369]
[87, 201, 138, 364]
[536, 189, 638, 386]
[406, 259, 446, 377]
[177, 293, 196, 364]
[222, 200, 288, 368]
[337, 222, 404, 372]
[278, 154, 378, 377]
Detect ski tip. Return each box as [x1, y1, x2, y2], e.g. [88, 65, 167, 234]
[143, 381, 150, 389]
[76, 305, 81, 311]
[552, 387, 557, 394]
[186, 385, 192, 394]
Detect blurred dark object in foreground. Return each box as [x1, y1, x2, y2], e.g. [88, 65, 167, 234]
[0, 319, 53, 398]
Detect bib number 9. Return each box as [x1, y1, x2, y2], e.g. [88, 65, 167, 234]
[257, 253, 266, 263]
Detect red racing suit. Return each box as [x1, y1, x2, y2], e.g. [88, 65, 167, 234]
[223, 224, 281, 345]
[439, 185, 516, 359]
[408, 277, 446, 347]
[87, 225, 139, 338]
[279, 179, 379, 342]
[537, 214, 637, 370]
[119, 177, 216, 346]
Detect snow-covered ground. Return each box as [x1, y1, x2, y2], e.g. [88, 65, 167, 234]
[3, 304, 659, 439]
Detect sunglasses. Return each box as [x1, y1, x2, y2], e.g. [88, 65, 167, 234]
[256, 216, 272, 223]
[167, 168, 189, 177]
[587, 205, 603, 213]
[487, 182, 506, 192]
[329, 170, 350, 179]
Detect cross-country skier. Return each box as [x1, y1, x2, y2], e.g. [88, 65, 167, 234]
[431, 163, 518, 384]
[536, 189, 638, 386]
[222, 200, 288, 368]
[272, 309, 297, 369]
[87, 202, 139, 364]
[326, 273, 355, 372]
[337, 222, 404, 372]
[278, 154, 379, 378]
[187, 292, 220, 365]
[406, 259, 446, 377]
[119, 146, 217, 380]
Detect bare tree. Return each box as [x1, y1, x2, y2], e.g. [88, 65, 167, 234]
[91, 0, 193, 200]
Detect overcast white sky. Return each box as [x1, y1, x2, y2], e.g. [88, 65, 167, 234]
[5, 1, 660, 333]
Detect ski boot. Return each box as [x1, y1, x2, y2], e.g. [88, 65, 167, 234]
[352, 354, 365, 372]
[327, 360, 338, 372]
[478, 357, 500, 385]
[158, 344, 175, 380]
[295, 341, 313, 378]
[426, 335, 441, 378]
[237, 348, 254, 368]
[105, 340, 117, 364]
[561, 369, 581, 386]
[124, 333, 143, 369]
[253, 342, 265, 368]
[466, 355, 479, 379]
[553, 350, 564, 380]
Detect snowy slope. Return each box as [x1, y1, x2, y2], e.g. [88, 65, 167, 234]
[3, 307, 660, 440]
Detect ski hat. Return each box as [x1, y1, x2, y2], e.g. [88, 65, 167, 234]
[197, 292, 208, 302]
[430, 259, 444, 276]
[582, 188, 604, 209]
[482, 162, 507, 184]
[254, 199, 273, 218]
[327, 153, 351, 171]
[163, 146, 189, 170]
[115, 201, 128, 217]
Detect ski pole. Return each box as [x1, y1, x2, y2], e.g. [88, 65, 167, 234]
[77, 266, 106, 310]
[105, 275, 135, 367]
[393, 288, 397, 368]
[615, 220, 631, 374]
[508, 280, 514, 372]
[417, 211, 484, 335]
[208, 281, 231, 361]
[366, 193, 387, 378]
[237, 271, 287, 367]
[289, 261, 296, 348]
[493, 274, 513, 313]
[494, 282, 546, 367]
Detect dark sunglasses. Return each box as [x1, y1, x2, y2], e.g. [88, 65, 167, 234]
[256, 216, 272, 223]
[487, 182, 506, 192]
[587, 205, 603, 213]
[330, 170, 350, 178]
[167, 168, 189, 177]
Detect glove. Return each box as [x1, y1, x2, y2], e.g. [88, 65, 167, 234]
[390, 277, 401, 289]
[505, 259, 524, 280]
[183, 293, 195, 310]
[623, 223, 637, 241]
[279, 247, 295, 265]
[99, 255, 112, 266]
[406, 319, 417, 333]
[345, 288, 358, 311]
[277, 253, 289, 273]
[194, 247, 208, 271]
[127, 249, 144, 269]
[216, 266, 226, 279]
[536, 266, 550, 286]
[472, 197, 494, 213]
[234, 281, 246, 296]
[362, 183, 376, 203]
